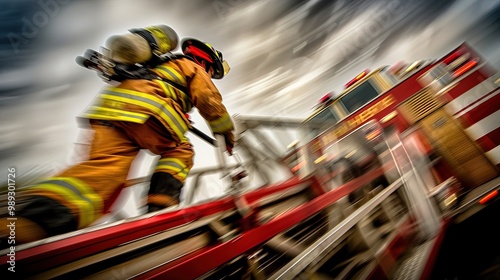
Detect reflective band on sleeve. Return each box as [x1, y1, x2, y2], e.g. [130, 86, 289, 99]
[101, 88, 189, 139]
[208, 113, 234, 133]
[155, 158, 190, 179]
[28, 177, 103, 228]
[82, 106, 150, 123]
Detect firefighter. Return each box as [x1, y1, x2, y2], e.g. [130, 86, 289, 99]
[0, 36, 234, 245]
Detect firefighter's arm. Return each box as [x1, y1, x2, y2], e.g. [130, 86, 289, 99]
[189, 68, 235, 153]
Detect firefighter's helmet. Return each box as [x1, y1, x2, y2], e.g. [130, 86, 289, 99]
[181, 38, 229, 79]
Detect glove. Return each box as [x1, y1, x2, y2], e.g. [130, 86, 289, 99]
[216, 131, 234, 155]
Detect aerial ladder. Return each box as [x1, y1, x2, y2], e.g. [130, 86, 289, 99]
[0, 112, 465, 280]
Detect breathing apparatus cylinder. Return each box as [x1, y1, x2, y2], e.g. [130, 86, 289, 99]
[104, 25, 179, 65]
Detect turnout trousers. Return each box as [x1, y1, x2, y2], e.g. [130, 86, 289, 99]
[0, 118, 194, 245]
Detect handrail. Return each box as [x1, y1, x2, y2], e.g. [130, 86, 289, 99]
[269, 174, 406, 279]
[182, 163, 239, 205]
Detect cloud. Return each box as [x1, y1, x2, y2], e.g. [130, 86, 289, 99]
[1, 0, 499, 178]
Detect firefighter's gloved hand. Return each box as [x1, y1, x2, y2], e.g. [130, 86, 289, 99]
[216, 131, 234, 155]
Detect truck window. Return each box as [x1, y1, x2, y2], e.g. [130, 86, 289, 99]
[340, 80, 380, 113]
[304, 107, 339, 140]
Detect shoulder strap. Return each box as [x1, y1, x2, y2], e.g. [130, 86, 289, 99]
[152, 54, 189, 93]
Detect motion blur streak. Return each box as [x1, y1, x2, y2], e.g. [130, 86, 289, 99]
[1, 0, 499, 186]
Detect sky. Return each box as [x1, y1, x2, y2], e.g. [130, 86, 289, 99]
[1, 0, 500, 208]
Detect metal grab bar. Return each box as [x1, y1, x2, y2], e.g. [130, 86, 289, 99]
[269, 175, 407, 279]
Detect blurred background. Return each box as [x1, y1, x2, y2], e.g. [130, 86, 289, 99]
[1, 0, 499, 194]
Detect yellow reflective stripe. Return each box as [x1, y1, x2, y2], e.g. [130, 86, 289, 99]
[158, 157, 186, 168]
[29, 183, 93, 224]
[102, 88, 188, 132]
[83, 106, 149, 123]
[154, 80, 178, 101]
[101, 88, 188, 138]
[155, 166, 189, 179]
[155, 158, 189, 179]
[173, 87, 192, 112]
[169, 87, 188, 112]
[35, 185, 92, 228]
[29, 178, 101, 228]
[156, 66, 186, 86]
[153, 66, 192, 112]
[144, 26, 173, 54]
[208, 113, 233, 133]
[57, 177, 103, 207]
[154, 80, 191, 112]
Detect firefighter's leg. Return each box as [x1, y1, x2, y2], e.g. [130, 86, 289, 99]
[58, 121, 140, 212]
[6, 121, 140, 244]
[112, 118, 194, 212]
[148, 142, 194, 212]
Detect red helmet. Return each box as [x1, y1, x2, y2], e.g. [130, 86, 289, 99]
[181, 38, 229, 79]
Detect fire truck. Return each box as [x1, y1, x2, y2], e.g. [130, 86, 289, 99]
[301, 42, 499, 211]
[1, 42, 499, 279]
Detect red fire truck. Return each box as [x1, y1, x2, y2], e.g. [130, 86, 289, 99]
[302, 42, 499, 203]
[1, 42, 499, 279]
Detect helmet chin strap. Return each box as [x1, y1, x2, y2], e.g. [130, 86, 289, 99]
[199, 60, 214, 77]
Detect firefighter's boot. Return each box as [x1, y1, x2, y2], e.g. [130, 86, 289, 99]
[147, 172, 182, 212]
[0, 217, 47, 249]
